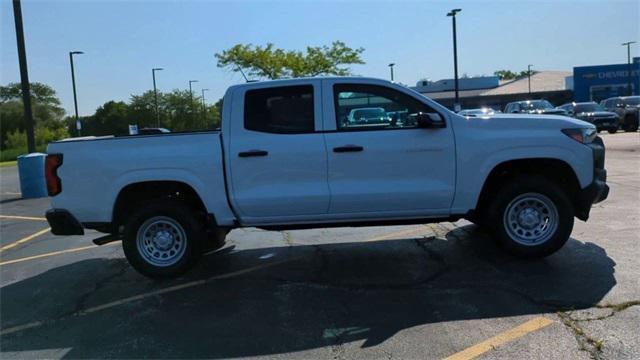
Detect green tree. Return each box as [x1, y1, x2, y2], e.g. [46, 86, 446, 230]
[494, 69, 538, 81]
[0, 82, 67, 149]
[215, 41, 365, 80]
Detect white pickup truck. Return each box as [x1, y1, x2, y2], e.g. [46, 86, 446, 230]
[45, 77, 609, 278]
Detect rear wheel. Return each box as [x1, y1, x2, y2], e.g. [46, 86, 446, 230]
[486, 176, 574, 258]
[624, 116, 639, 132]
[123, 201, 204, 278]
[607, 128, 617, 134]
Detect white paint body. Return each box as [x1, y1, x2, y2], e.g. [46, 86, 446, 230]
[48, 77, 595, 228]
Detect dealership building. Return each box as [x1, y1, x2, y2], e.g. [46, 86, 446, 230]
[573, 57, 640, 102]
[413, 57, 639, 111]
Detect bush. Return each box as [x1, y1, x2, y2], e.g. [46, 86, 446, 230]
[4, 125, 69, 149]
[0, 145, 47, 162]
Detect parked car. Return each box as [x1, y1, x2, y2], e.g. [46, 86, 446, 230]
[600, 96, 639, 132]
[557, 102, 619, 133]
[45, 77, 609, 278]
[504, 100, 567, 115]
[138, 127, 171, 135]
[458, 107, 499, 116]
[346, 107, 391, 125]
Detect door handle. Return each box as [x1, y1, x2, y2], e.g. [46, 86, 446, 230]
[238, 150, 269, 158]
[333, 145, 364, 153]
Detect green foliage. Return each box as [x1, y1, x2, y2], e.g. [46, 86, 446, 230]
[0, 82, 67, 150]
[0, 145, 47, 162]
[494, 69, 538, 80]
[215, 41, 365, 79]
[5, 125, 69, 149]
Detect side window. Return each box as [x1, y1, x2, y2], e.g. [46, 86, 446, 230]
[244, 85, 315, 134]
[333, 84, 438, 131]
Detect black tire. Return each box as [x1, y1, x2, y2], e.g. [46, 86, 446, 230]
[123, 201, 204, 278]
[486, 175, 574, 258]
[203, 227, 228, 253]
[624, 118, 639, 132]
[607, 128, 617, 134]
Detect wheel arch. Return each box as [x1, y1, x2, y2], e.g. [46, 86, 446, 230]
[474, 158, 582, 219]
[112, 180, 208, 232]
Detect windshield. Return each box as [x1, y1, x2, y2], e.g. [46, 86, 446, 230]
[623, 97, 640, 106]
[520, 100, 553, 110]
[352, 108, 386, 119]
[574, 103, 606, 113]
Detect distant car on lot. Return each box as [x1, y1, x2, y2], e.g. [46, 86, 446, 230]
[138, 128, 171, 135]
[600, 96, 639, 132]
[504, 100, 567, 115]
[557, 102, 619, 133]
[346, 107, 391, 125]
[458, 107, 500, 116]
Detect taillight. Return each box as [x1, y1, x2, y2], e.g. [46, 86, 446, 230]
[45, 154, 63, 196]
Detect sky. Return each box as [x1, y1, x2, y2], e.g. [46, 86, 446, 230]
[1, 0, 639, 116]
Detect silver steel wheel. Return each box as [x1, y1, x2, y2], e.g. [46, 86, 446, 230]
[136, 216, 187, 267]
[503, 193, 559, 246]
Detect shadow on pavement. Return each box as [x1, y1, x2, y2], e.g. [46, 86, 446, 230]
[0, 225, 616, 358]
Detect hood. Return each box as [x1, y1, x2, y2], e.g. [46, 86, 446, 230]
[471, 113, 595, 130]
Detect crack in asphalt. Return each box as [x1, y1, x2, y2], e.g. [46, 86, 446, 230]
[556, 300, 640, 359]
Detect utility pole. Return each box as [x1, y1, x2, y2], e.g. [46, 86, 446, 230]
[12, 0, 35, 153]
[388, 63, 395, 81]
[188, 80, 198, 128]
[447, 8, 462, 112]
[201, 88, 209, 128]
[528, 64, 533, 95]
[152, 68, 163, 127]
[69, 51, 84, 136]
[622, 41, 636, 96]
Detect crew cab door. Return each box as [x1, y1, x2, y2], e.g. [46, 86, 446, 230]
[226, 81, 330, 221]
[322, 79, 456, 216]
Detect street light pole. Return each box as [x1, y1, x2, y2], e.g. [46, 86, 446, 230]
[622, 41, 636, 96]
[12, 0, 35, 153]
[388, 63, 395, 81]
[152, 68, 163, 127]
[447, 8, 462, 112]
[201, 88, 209, 127]
[69, 51, 84, 136]
[528, 64, 533, 95]
[188, 80, 198, 128]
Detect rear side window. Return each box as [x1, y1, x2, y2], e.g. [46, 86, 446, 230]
[244, 85, 315, 134]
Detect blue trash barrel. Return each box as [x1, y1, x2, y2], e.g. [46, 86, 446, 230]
[17, 153, 48, 199]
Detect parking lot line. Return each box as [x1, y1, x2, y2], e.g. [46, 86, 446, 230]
[0, 215, 47, 221]
[442, 316, 554, 360]
[0, 255, 305, 336]
[365, 226, 431, 242]
[0, 242, 120, 266]
[0, 228, 50, 252]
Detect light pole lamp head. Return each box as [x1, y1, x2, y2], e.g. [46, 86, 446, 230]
[621, 41, 636, 46]
[70, 51, 84, 55]
[447, 9, 461, 16]
[189, 80, 199, 83]
[153, 67, 164, 71]
[388, 63, 395, 68]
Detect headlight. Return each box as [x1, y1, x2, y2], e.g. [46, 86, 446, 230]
[562, 128, 597, 144]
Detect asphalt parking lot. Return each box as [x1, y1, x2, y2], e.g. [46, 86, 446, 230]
[1, 132, 638, 359]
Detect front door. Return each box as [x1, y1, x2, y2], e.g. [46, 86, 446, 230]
[322, 80, 456, 216]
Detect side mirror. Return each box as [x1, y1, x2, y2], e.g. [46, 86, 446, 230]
[416, 112, 445, 128]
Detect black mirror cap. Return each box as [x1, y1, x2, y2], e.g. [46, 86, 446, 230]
[416, 112, 446, 128]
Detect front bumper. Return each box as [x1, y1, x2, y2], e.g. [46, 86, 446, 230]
[575, 137, 610, 220]
[45, 209, 84, 235]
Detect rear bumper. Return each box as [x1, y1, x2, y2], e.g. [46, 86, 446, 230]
[45, 209, 84, 235]
[575, 137, 609, 221]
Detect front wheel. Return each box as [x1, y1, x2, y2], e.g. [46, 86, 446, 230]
[607, 128, 617, 134]
[123, 201, 204, 278]
[486, 176, 574, 258]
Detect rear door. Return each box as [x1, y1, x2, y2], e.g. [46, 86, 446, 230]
[321, 79, 456, 217]
[227, 81, 330, 221]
